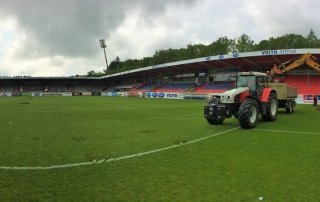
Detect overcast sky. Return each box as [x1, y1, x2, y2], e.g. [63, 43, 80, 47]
[0, 0, 319, 76]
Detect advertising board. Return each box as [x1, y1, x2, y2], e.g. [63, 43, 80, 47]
[145, 92, 183, 99]
[32, 92, 44, 96]
[82, 92, 92, 96]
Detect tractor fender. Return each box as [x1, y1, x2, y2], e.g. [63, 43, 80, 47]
[260, 88, 275, 102]
[239, 90, 251, 102]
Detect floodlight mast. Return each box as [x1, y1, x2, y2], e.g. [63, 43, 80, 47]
[99, 39, 109, 71]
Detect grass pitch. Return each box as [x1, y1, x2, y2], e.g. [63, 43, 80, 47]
[0, 96, 320, 201]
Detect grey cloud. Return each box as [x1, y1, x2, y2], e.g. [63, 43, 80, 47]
[0, 0, 196, 59]
[1, 0, 320, 77]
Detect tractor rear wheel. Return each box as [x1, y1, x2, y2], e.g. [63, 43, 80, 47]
[262, 92, 278, 121]
[238, 98, 258, 129]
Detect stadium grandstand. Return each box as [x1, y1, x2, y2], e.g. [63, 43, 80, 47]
[1, 48, 320, 103]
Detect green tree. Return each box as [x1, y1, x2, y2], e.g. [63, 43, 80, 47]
[108, 56, 121, 70]
[87, 70, 96, 77]
[209, 36, 235, 55]
[254, 39, 271, 50]
[265, 34, 307, 49]
[235, 34, 255, 52]
[306, 29, 320, 48]
[88, 30, 320, 76]
[86, 70, 104, 77]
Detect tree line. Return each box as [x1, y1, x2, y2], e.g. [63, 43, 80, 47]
[86, 30, 320, 77]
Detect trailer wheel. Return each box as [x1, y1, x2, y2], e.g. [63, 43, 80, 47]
[262, 92, 278, 121]
[238, 99, 258, 129]
[206, 118, 223, 125]
[286, 100, 293, 114]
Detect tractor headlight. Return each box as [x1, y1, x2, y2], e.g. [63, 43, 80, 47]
[220, 95, 226, 102]
[221, 95, 232, 102]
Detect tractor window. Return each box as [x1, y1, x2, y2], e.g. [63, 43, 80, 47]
[256, 76, 267, 89]
[237, 75, 256, 90]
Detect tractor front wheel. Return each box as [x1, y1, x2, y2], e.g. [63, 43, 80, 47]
[206, 118, 223, 125]
[238, 99, 258, 129]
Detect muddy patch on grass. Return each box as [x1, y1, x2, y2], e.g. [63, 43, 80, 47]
[87, 155, 112, 162]
[173, 139, 187, 145]
[140, 129, 156, 134]
[71, 136, 88, 142]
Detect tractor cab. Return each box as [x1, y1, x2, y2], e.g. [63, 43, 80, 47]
[236, 72, 268, 99]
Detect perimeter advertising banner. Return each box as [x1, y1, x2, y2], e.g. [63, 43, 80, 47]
[101, 92, 117, 96]
[91, 92, 101, 96]
[82, 92, 92, 96]
[145, 92, 183, 99]
[127, 92, 143, 97]
[72, 92, 81, 96]
[12, 92, 22, 96]
[117, 92, 128, 97]
[32, 92, 44, 96]
[294, 94, 319, 104]
[184, 93, 208, 100]
[22, 92, 32, 96]
[1, 93, 12, 97]
[62, 92, 73, 96]
[43, 92, 62, 96]
[295, 94, 304, 104]
[301, 94, 320, 104]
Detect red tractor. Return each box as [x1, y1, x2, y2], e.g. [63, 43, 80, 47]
[204, 53, 320, 129]
[204, 72, 279, 129]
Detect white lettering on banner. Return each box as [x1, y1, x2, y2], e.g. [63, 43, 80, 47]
[32, 93, 43, 96]
[261, 49, 296, 55]
[166, 93, 177, 98]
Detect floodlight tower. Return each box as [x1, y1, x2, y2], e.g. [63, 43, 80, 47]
[99, 39, 109, 71]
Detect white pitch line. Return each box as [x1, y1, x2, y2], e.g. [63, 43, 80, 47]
[0, 127, 240, 171]
[255, 128, 320, 135]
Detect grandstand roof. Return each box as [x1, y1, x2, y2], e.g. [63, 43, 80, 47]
[0, 76, 99, 80]
[101, 48, 320, 79]
[1, 48, 320, 81]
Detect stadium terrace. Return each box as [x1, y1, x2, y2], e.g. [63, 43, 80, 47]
[1, 48, 320, 104]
